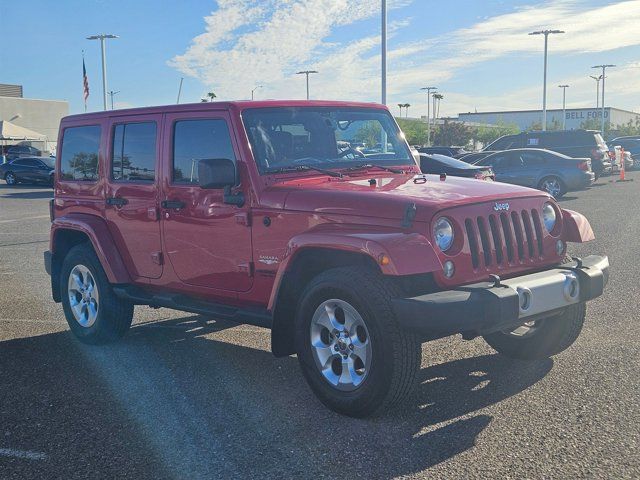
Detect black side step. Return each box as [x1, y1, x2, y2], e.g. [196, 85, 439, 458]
[113, 285, 272, 329]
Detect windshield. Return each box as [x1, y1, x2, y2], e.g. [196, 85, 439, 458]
[242, 107, 413, 174]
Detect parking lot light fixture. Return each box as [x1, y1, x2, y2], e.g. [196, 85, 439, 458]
[558, 85, 569, 130]
[296, 71, 318, 100]
[251, 85, 263, 101]
[589, 74, 603, 108]
[529, 29, 564, 131]
[420, 86, 437, 146]
[86, 34, 118, 111]
[592, 65, 615, 134]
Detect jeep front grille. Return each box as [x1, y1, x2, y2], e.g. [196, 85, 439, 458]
[464, 210, 545, 269]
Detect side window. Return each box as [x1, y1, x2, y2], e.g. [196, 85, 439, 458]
[111, 122, 157, 182]
[11, 159, 27, 166]
[22, 159, 40, 167]
[521, 152, 546, 167]
[172, 119, 236, 185]
[60, 125, 101, 181]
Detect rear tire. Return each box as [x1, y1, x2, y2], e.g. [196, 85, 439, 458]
[295, 267, 421, 417]
[5, 172, 17, 185]
[538, 175, 565, 199]
[60, 243, 133, 344]
[483, 302, 586, 360]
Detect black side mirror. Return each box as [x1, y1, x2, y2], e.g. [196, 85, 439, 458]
[198, 158, 237, 189]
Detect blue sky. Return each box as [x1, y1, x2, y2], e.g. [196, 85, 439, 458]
[2, 0, 639, 116]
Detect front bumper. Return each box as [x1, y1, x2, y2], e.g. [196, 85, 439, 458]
[393, 255, 608, 338]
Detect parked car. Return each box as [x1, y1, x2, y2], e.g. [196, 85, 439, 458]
[44, 100, 608, 418]
[419, 153, 494, 181]
[484, 130, 611, 179]
[474, 148, 594, 198]
[0, 156, 54, 185]
[607, 147, 634, 172]
[5, 144, 42, 161]
[457, 151, 492, 164]
[609, 137, 639, 170]
[416, 146, 470, 157]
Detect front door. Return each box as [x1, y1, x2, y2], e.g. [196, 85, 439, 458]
[161, 112, 253, 292]
[104, 114, 163, 279]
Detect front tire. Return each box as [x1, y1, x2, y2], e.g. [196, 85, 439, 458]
[483, 302, 586, 360]
[295, 267, 421, 417]
[60, 243, 133, 344]
[5, 172, 17, 185]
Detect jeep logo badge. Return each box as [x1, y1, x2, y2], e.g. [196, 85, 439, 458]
[493, 202, 510, 211]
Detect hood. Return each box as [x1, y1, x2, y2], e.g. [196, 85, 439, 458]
[263, 173, 549, 222]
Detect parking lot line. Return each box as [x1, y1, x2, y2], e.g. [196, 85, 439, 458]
[0, 448, 47, 461]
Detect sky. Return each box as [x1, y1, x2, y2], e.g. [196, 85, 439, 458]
[1, 0, 640, 117]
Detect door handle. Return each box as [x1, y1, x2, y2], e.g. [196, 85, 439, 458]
[106, 197, 128, 206]
[161, 200, 186, 210]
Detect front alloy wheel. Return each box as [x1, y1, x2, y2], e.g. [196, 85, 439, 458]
[5, 172, 16, 185]
[310, 299, 372, 391]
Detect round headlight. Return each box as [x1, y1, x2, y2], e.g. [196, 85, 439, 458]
[542, 203, 557, 232]
[433, 217, 454, 251]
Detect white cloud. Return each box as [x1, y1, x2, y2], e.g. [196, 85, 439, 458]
[170, 0, 640, 116]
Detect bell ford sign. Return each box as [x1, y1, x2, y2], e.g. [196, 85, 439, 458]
[457, 107, 639, 131]
[565, 109, 609, 120]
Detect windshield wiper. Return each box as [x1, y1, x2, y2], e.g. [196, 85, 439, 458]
[265, 164, 343, 178]
[344, 163, 404, 174]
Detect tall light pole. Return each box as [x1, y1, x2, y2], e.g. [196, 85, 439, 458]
[529, 29, 564, 131]
[592, 65, 615, 134]
[589, 74, 603, 108]
[108, 90, 120, 110]
[296, 70, 318, 100]
[558, 84, 569, 130]
[87, 34, 118, 111]
[420, 86, 437, 146]
[381, 0, 387, 105]
[251, 85, 263, 101]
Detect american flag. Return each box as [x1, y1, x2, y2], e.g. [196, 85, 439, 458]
[82, 58, 90, 105]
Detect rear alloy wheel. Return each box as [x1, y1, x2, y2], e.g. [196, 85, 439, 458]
[61, 243, 133, 344]
[538, 176, 565, 199]
[5, 172, 16, 185]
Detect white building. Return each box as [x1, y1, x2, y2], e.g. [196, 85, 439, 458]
[0, 83, 69, 153]
[457, 107, 640, 131]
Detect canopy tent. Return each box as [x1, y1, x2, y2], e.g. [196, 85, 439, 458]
[0, 120, 47, 142]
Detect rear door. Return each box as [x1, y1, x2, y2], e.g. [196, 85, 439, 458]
[104, 114, 163, 279]
[518, 151, 547, 187]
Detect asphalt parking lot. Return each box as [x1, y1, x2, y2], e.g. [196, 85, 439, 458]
[0, 174, 638, 479]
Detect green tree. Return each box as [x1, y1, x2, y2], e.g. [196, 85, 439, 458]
[353, 121, 382, 148]
[395, 118, 428, 145]
[432, 120, 473, 147]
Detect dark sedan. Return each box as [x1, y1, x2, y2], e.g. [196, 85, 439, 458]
[419, 153, 494, 181]
[0, 156, 55, 186]
[474, 148, 594, 198]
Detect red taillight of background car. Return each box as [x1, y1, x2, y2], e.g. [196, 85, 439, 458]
[578, 161, 589, 171]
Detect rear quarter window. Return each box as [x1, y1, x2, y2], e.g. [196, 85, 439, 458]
[60, 125, 101, 181]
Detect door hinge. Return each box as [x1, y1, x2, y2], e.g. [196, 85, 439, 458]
[151, 251, 163, 265]
[234, 212, 252, 227]
[238, 262, 254, 277]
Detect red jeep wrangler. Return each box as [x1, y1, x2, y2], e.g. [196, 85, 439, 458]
[45, 101, 608, 417]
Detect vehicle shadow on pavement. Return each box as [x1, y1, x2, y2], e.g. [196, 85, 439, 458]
[0, 185, 53, 199]
[0, 316, 552, 478]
